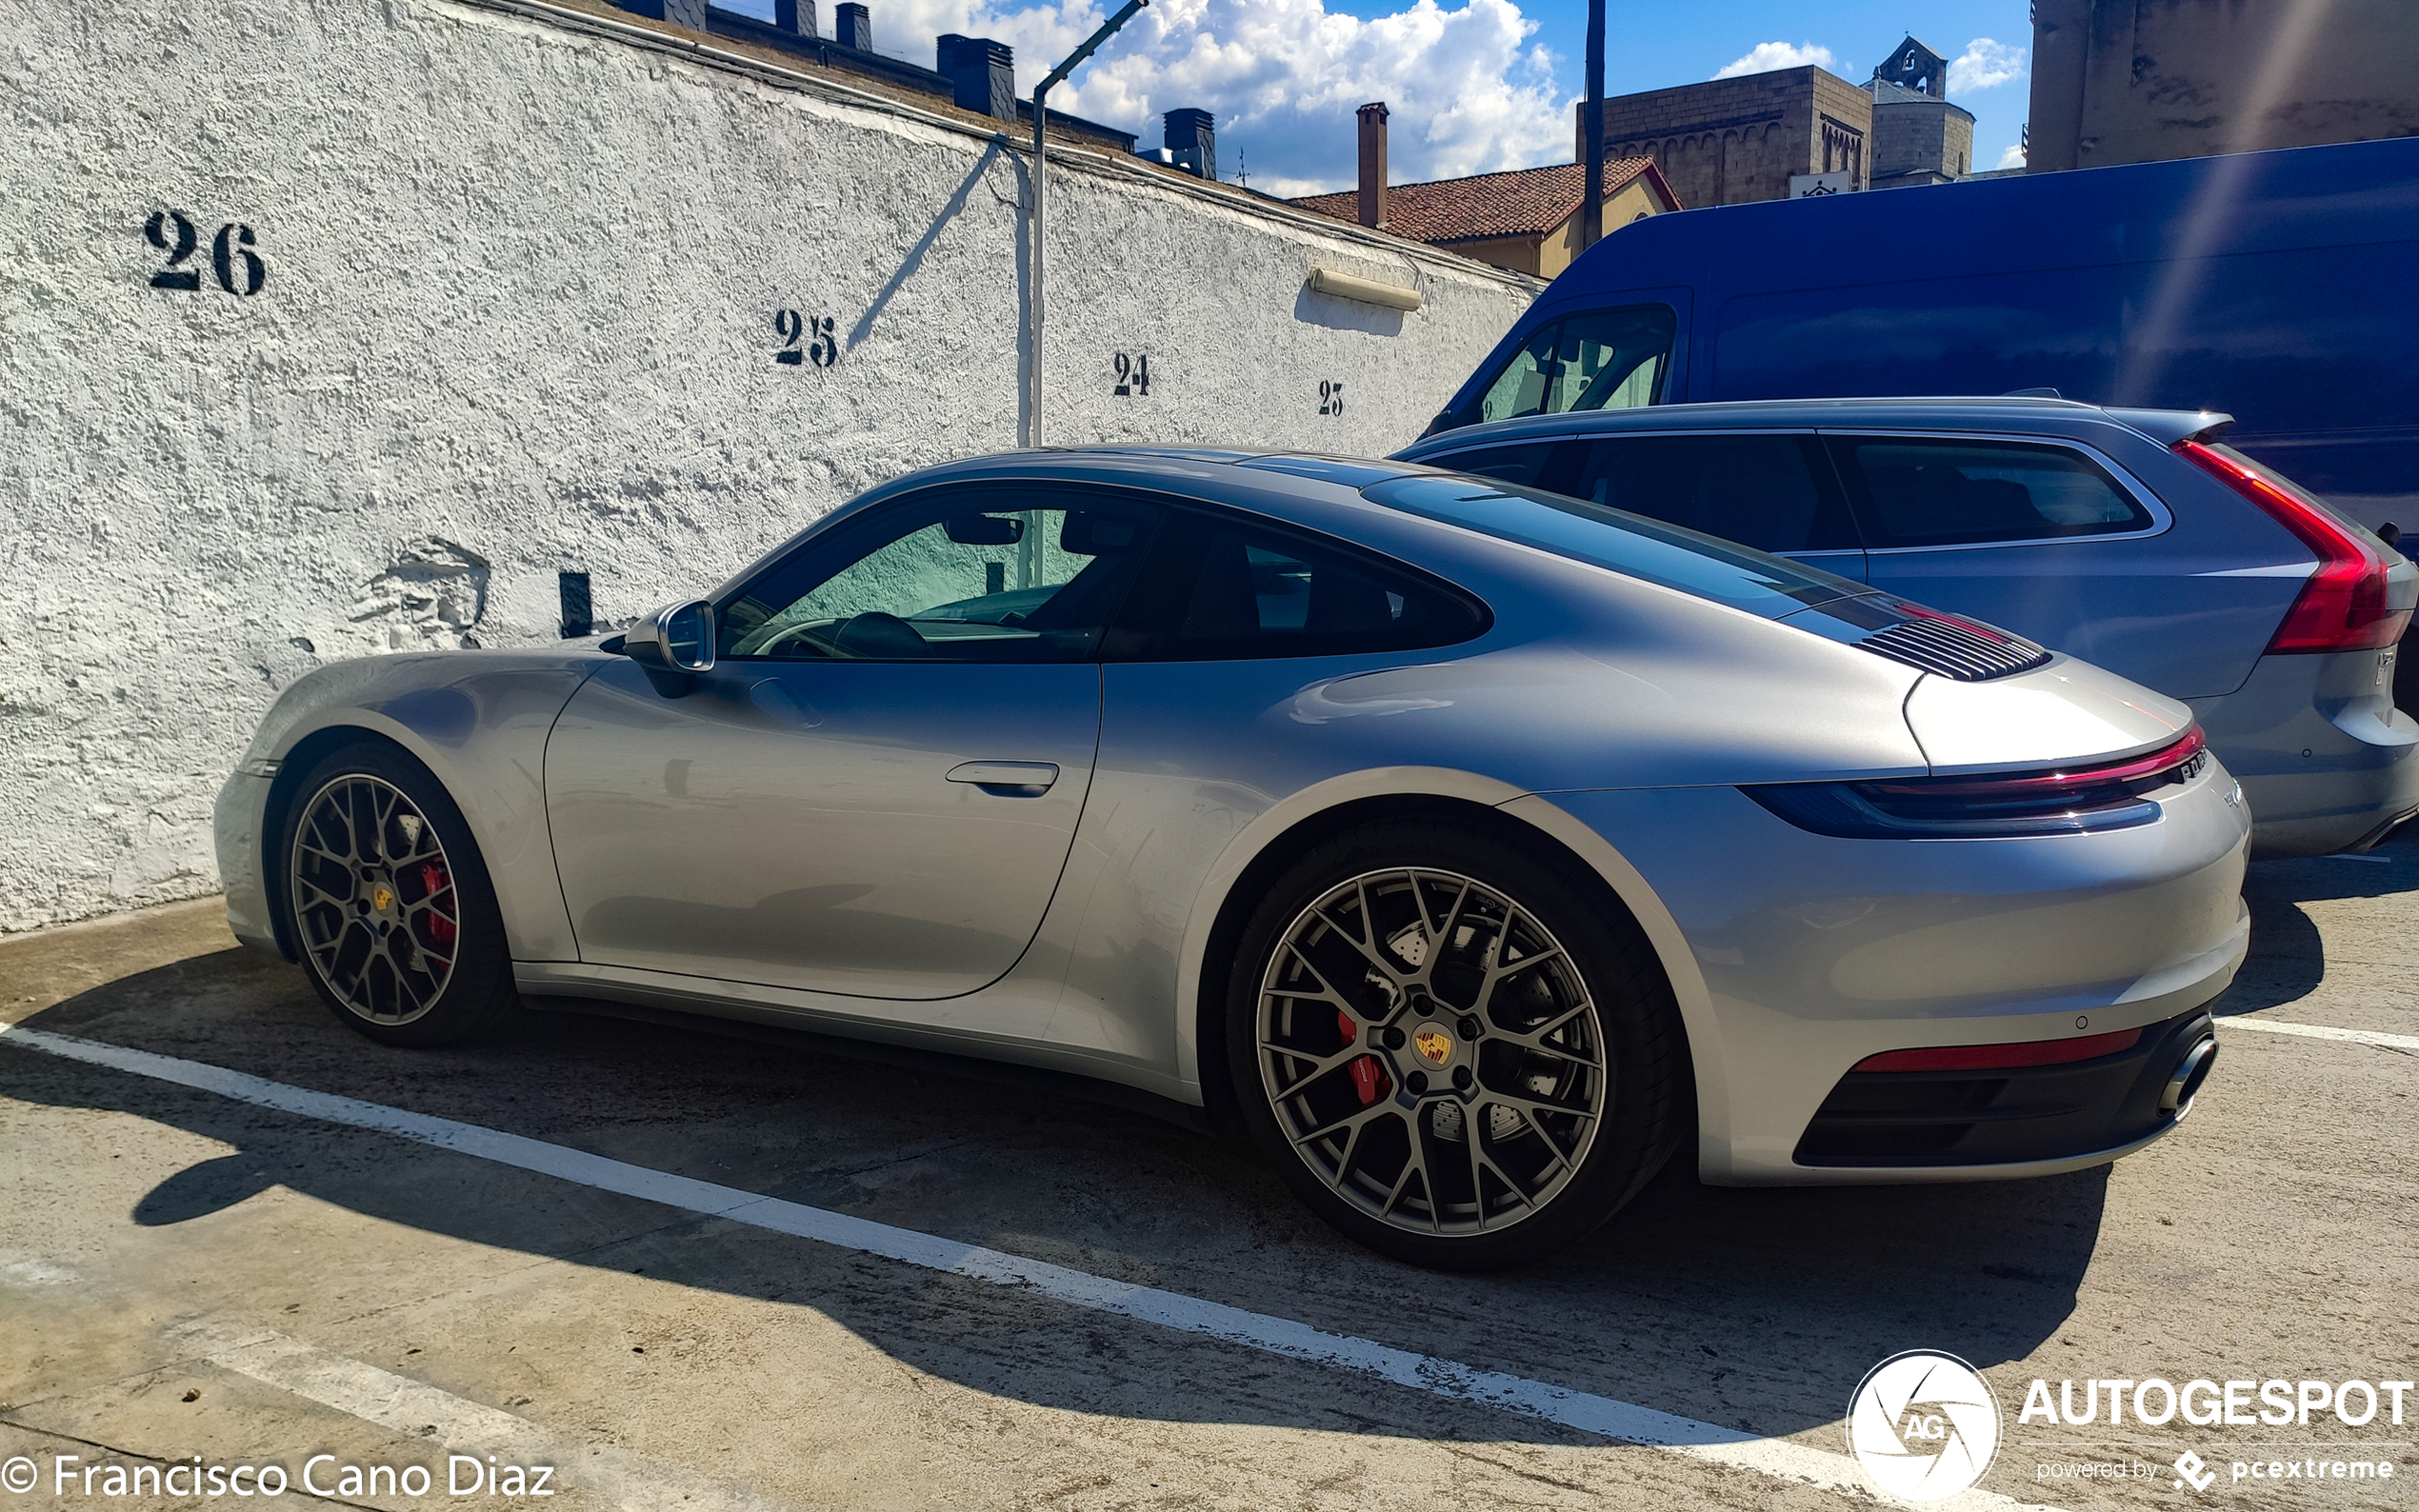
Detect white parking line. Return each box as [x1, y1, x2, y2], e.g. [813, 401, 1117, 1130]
[172, 1323, 776, 1512]
[2222, 1016, 2419, 1051]
[0, 1023, 2060, 1512]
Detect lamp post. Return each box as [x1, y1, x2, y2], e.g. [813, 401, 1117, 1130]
[1580, 0, 1605, 251]
[1030, 0, 1150, 448]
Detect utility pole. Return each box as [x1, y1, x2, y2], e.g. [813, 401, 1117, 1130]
[1579, 0, 1606, 251]
[1030, 0, 1150, 448]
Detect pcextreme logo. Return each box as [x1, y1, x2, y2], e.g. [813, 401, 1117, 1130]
[1846, 1350, 2004, 1502]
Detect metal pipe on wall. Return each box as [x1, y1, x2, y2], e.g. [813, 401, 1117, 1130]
[1030, 0, 1150, 448]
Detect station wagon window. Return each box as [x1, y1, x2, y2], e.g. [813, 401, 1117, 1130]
[1364, 473, 1863, 619]
[1566, 433, 1861, 554]
[1108, 511, 1488, 660]
[719, 494, 1163, 661]
[1825, 438, 2152, 548]
[1474, 305, 1676, 424]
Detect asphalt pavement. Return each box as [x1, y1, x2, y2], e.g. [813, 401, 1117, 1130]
[1, 827, 2412, 1512]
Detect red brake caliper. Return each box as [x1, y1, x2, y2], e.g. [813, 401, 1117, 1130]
[420, 863, 456, 944]
[1339, 1010, 1390, 1105]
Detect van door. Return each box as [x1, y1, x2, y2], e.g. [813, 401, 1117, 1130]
[1434, 289, 1693, 433]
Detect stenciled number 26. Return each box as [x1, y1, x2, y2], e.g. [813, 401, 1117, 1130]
[146, 210, 266, 295]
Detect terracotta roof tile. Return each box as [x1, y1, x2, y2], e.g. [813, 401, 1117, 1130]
[1288, 158, 1670, 243]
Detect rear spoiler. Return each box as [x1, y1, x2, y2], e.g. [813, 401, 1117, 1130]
[2103, 408, 2235, 446]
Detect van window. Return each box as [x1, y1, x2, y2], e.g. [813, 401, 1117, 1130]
[1475, 306, 1675, 424]
[1827, 438, 2153, 548]
[1568, 434, 1861, 554]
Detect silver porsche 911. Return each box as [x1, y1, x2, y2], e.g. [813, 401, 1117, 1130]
[215, 449, 2244, 1268]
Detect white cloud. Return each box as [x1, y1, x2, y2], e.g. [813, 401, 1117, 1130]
[1711, 41, 1838, 80]
[1947, 37, 2027, 92]
[738, 0, 1569, 196]
[1995, 142, 2026, 170]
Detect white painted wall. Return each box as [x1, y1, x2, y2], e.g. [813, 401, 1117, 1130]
[0, 0, 1539, 932]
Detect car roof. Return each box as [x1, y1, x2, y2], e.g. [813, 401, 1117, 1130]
[1393, 397, 2235, 454]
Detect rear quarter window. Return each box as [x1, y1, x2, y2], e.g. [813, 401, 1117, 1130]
[1827, 437, 2154, 548]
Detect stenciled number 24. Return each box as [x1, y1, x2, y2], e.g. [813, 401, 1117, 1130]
[146, 210, 265, 296]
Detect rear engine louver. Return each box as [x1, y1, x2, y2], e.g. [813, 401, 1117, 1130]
[1858, 614, 2051, 681]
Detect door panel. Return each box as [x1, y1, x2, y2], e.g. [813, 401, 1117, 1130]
[545, 658, 1099, 998]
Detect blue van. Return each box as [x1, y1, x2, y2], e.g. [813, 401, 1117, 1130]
[1419, 137, 2419, 539]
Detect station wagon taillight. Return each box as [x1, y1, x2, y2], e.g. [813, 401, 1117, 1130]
[2175, 441, 2411, 654]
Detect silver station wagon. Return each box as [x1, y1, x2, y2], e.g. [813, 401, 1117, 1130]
[1398, 397, 2419, 858]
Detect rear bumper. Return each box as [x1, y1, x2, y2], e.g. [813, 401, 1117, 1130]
[1794, 1006, 2218, 1168]
[1531, 763, 2250, 1186]
[2193, 650, 2419, 857]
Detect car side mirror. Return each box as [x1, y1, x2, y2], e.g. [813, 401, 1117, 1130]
[623, 599, 714, 698]
[945, 514, 1024, 546]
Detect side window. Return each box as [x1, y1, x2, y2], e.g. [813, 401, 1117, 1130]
[1477, 323, 1561, 423]
[1471, 306, 1676, 426]
[1566, 434, 1860, 554]
[1554, 306, 1677, 413]
[1423, 442, 1568, 488]
[718, 495, 1161, 661]
[1113, 513, 1487, 661]
[1828, 438, 2153, 548]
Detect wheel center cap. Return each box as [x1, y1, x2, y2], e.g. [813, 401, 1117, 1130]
[1409, 1022, 1454, 1069]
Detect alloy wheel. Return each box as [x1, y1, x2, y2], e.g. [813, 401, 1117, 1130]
[1255, 867, 1607, 1236]
[289, 774, 462, 1025]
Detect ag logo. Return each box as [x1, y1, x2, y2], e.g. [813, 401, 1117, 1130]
[371, 884, 394, 912]
[1411, 1027, 1452, 1066]
[1846, 1351, 2001, 1502]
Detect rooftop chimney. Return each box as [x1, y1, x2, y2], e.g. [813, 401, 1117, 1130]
[1164, 108, 1217, 181]
[774, 0, 815, 37]
[613, 0, 709, 28]
[835, 3, 872, 50]
[938, 34, 1015, 121]
[1356, 102, 1389, 229]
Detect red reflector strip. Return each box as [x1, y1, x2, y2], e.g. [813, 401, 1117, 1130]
[1851, 1025, 2144, 1073]
[1868, 726, 2206, 800]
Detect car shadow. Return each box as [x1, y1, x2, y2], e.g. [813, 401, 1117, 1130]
[2214, 826, 2419, 1016]
[4, 942, 2112, 1445]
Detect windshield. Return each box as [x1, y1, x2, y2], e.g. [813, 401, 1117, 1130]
[1361, 473, 1865, 618]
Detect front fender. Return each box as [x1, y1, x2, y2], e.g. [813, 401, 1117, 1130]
[244, 651, 609, 962]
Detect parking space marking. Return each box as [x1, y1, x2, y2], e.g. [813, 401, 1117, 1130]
[0, 1023, 2063, 1512]
[168, 1323, 777, 1512]
[2220, 1017, 2418, 1051]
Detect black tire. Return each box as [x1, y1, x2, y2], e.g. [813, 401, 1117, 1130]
[275, 740, 518, 1046]
[1226, 817, 1689, 1270]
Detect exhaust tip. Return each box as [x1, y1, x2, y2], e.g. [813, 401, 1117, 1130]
[2162, 1034, 2219, 1118]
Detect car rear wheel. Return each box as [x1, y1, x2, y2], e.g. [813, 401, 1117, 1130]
[1227, 819, 1689, 1270]
[278, 742, 517, 1046]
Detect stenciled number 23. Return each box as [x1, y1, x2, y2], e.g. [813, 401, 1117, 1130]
[146, 210, 266, 295]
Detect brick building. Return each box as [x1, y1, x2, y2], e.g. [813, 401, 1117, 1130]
[1576, 66, 1872, 207]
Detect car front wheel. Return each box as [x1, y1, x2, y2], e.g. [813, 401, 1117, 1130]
[1227, 819, 1689, 1270]
[277, 742, 518, 1046]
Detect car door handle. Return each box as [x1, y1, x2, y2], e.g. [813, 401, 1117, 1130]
[946, 761, 1060, 795]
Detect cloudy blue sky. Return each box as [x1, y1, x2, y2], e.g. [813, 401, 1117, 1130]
[728, 0, 2033, 198]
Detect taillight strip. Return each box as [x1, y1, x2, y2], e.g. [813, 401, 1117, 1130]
[2174, 440, 2410, 654]
[1867, 726, 2207, 799]
[1851, 1025, 2145, 1073]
